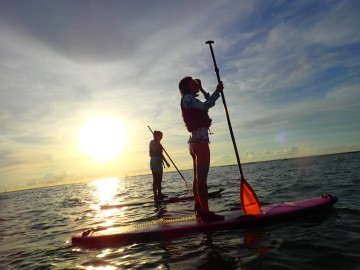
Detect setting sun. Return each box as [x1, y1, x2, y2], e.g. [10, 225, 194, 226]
[79, 116, 126, 162]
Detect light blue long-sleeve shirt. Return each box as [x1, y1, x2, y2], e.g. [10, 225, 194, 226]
[181, 91, 220, 111]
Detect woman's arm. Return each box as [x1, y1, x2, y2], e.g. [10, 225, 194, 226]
[159, 144, 170, 167]
[182, 92, 220, 111]
[182, 80, 223, 110]
[196, 79, 211, 99]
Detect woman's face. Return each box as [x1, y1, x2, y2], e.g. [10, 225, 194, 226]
[187, 78, 200, 94]
[155, 133, 163, 141]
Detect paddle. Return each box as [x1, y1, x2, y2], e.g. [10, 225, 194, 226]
[148, 126, 192, 194]
[205, 40, 261, 215]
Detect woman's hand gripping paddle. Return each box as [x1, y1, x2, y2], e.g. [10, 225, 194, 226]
[205, 40, 261, 215]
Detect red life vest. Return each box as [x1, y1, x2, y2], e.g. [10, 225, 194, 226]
[181, 97, 212, 132]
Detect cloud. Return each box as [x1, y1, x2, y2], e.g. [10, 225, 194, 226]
[0, 0, 230, 63]
[308, 0, 360, 46]
[26, 170, 69, 187]
[0, 0, 359, 191]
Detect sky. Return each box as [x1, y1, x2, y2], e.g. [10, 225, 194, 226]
[0, 0, 359, 192]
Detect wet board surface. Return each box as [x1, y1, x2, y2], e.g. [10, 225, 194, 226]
[72, 194, 337, 248]
[100, 188, 225, 209]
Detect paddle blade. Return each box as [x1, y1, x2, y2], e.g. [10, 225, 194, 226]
[240, 176, 261, 215]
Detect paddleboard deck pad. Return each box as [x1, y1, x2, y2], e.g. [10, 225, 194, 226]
[100, 188, 225, 209]
[72, 194, 337, 248]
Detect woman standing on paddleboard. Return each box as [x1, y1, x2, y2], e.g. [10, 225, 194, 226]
[149, 130, 170, 200]
[179, 77, 224, 222]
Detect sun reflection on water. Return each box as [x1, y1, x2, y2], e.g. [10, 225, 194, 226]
[91, 177, 119, 204]
[85, 265, 116, 270]
[90, 177, 126, 227]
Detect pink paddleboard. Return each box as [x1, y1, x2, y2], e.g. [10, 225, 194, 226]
[72, 194, 337, 248]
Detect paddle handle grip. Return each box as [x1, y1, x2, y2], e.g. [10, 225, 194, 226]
[205, 41, 221, 83]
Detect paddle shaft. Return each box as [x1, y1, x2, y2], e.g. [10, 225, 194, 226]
[148, 126, 191, 193]
[205, 41, 244, 177]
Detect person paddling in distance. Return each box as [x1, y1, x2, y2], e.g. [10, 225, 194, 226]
[179, 77, 224, 222]
[149, 130, 170, 200]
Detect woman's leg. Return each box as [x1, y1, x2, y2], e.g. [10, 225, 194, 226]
[152, 171, 159, 196]
[191, 143, 210, 213]
[158, 172, 163, 196]
[153, 172, 163, 196]
[151, 157, 163, 198]
[190, 147, 200, 207]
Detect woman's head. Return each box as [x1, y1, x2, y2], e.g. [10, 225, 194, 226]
[179, 77, 192, 96]
[179, 77, 199, 96]
[153, 130, 163, 140]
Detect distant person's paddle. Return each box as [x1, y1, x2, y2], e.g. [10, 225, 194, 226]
[148, 126, 192, 194]
[205, 40, 261, 215]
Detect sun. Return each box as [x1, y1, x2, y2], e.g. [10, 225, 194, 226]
[79, 116, 126, 162]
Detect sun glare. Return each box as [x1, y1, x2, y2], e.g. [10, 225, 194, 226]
[90, 177, 121, 227]
[79, 116, 126, 162]
[92, 177, 119, 203]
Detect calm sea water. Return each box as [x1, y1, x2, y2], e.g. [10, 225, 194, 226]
[1, 152, 360, 270]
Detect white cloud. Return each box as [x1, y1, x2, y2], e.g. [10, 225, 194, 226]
[0, 0, 359, 191]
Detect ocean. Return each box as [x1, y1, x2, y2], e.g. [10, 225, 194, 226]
[1, 152, 359, 270]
